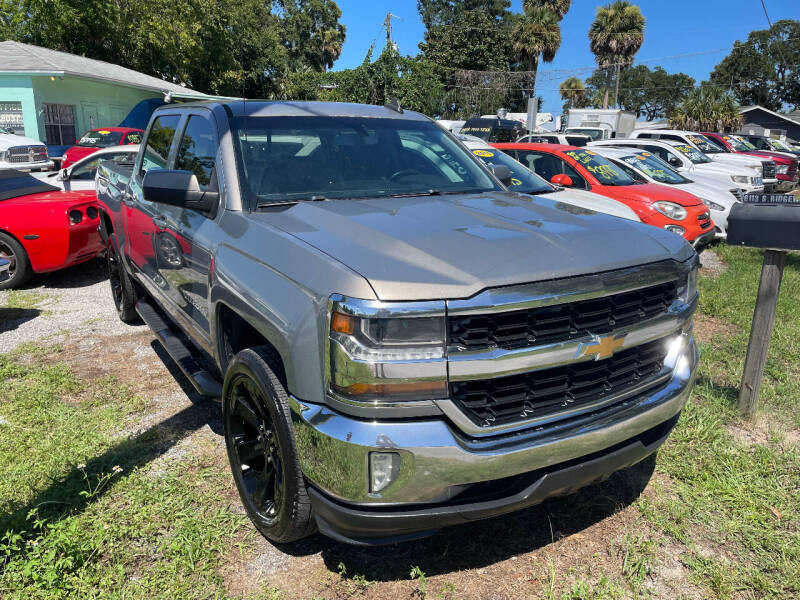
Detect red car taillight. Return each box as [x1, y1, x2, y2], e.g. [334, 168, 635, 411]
[86, 206, 98, 220]
[68, 209, 83, 225]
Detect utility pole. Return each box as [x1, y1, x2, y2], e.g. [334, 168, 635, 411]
[384, 12, 400, 51]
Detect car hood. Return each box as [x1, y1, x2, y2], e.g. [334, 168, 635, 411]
[709, 153, 765, 170]
[0, 133, 45, 149]
[691, 162, 755, 178]
[536, 188, 640, 221]
[605, 183, 703, 208]
[673, 182, 735, 208]
[255, 191, 692, 301]
[738, 150, 794, 164]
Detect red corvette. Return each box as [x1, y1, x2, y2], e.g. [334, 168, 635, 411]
[0, 170, 105, 289]
[61, 127, 144, 169]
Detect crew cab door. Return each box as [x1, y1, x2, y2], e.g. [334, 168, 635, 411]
[152, 111, 219, 346]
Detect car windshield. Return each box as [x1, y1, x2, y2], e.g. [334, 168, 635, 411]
[718, 135, 751, 152]
[686, 133, 725, 154]
[231, 116, 500, 204]
[563, 149, 635, 185]
[567, 128, 604, 141]
[671, 143, 712, 164]
[77, 130, 124, 148]
[469, 148, 554, 194]
[768, 139, 794, 152]
[620, 152, 690, 184]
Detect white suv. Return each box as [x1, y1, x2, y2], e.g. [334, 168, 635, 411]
[0, 127, 53, 171]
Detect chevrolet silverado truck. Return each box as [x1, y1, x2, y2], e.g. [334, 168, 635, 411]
[96, 100, 699, 545]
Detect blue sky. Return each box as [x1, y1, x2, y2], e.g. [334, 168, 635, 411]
[332, 0, 799, 114]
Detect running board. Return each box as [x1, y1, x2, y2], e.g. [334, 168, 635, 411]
[136, 300, 222, 398]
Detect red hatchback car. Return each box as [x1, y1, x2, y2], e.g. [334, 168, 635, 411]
[492, 143, 716, 248]
[702, 132, 798, 193]
[61, 127, 144, 169]
[0, 170, 105, 289]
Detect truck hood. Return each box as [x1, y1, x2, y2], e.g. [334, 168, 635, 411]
[536, 188, 640, 222]
[690, 162, 755, 178]
[0, 132, 45, 149]
[709, 153, 765, 171]
[256, 191, 692, 301]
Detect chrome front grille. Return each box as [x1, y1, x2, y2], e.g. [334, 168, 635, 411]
[762, 161, 776, 179]
[450, 338, 669, 427]
[448, 281, 678, 351]
[7, 145, 48, 163]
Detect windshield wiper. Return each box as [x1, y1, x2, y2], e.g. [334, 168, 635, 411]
[257, 195, 329, 208]
[383, 189, 442, 198]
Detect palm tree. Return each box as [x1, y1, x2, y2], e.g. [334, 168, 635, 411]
[670, 87, 743, 131]
[527, 0, 571, 20]
[588, 1, 645, 109]
[559, 76, 588, 110]
[513, 6, 561, 99]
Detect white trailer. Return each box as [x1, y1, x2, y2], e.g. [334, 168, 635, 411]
[565, 109, 637, 140]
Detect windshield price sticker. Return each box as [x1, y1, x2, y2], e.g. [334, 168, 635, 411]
[473, 150, 494, 157]
[97, 130, 111, 135]
[742, 194, 799, 205]
[510, 177, 522, 186]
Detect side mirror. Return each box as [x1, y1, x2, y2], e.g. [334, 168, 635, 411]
[489, 164, 513, 187]
[668, 156, 681, 167]
[142, 169, 219, 212]
[550, 173, 574, 187]
[58, 168, 68, 181]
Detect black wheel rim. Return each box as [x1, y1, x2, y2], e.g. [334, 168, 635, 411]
[227, 375, 283, 524]
[107, 249, 123, 309]
[0, 241, 16, 278]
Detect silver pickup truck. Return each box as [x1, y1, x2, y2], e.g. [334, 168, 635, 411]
[96, 100, 699, 546]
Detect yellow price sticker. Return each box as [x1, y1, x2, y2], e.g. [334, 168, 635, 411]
[510, 178, 522, 186]
[97, 130, 111, 134]
[473, 149, 494, 157]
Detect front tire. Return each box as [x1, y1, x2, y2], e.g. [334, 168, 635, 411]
[0, 231, 31, 290]
[223, 347, 315, 543]
[107, 239, 138, 322]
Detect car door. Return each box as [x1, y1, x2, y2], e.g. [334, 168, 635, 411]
[123, 113, 181, 295]
[153, 111, 219, 344]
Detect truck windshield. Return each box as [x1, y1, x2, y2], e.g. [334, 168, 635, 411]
[671, 144, 712, 164]
[730, 135, 758, 151]
[768, 139, 794, 152]
[686, 133, 725, 154]
[469, 148, 554, 194]
[232, 116, 499, 204]
[620, 153, 690, 184]
[77, 130, 124, 148]
[563, 149, 635, 185]
[719, 135, 752, 152]
[567, 128, 604, 141]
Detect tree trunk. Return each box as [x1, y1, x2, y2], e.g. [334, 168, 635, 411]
[529, 56, 539, 100]
[603, 67, 612, 109]
[614, 63, 621, 108]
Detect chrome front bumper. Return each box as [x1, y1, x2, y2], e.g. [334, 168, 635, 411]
[291, 334, 698, 506]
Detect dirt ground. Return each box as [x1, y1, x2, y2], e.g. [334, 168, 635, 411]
[0, 259, 719, 599]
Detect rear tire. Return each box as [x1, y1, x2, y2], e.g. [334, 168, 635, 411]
[0, 231, 31, 290]
[107, 239, 138, 322]
[223, 346, 315, 543]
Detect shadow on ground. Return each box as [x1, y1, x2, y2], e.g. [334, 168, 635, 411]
[0, 308, 42, 332]
[19, 256, 108, 291]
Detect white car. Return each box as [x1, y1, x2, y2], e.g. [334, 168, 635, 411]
[34, 145, 139, 191]
[590, 146, 737, 238]
[589, 138, 763, 195]
[458, 135, 640, 222]
[0, 126, 53, 171]
[515, 132, 592, 147]
[628, 129, 777, 188]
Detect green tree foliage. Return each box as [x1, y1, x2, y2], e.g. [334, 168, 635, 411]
[512, 6, 561, 95]
[709, 19, 800, 111]
[0, 0, 345, 97]
[669, 87, 743, 132]
[559, 76, 589, 111]
[585, 65, 694, 120]
[530, 0, 571, 19]
[417, 0, 510, 29]
[588, 1, 645, 109]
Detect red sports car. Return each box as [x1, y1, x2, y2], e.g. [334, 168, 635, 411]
[61, 127, 144, 169]
[0, 170, 105, 289]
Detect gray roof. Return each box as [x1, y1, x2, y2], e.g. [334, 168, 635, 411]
[222, 100, 429, 120]
[0, 40, 203, 95]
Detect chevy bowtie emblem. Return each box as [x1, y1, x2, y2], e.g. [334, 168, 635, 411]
[578, 334, 626, 360]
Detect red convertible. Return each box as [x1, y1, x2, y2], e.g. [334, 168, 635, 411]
[0, 170, 105, 289]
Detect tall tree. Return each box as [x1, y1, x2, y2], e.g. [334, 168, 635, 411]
[279, 0, 346, 72]
[585, 65, 694, 120]
[512, 6, 561, 98]
[417, 0, 510, 29]
[709, 19, 800, 111]
[588, 1, 645, 109]
[534, 0, 571, 19]
[559, 76, 588, 111]
[669, 87, 742, 132]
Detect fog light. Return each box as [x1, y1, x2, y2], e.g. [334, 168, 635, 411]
[664, 224, 685, 236]
[369, 452, 401, 494]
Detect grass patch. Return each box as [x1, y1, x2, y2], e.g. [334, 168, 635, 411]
[1, 290, 52, 320]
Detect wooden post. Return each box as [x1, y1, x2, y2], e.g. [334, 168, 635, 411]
[738, 249, 787, 418]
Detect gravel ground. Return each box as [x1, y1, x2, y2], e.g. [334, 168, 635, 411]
[0, 258, 146, 353]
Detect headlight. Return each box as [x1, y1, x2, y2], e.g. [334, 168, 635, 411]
[328, 298, 447, 401]
[677, 262, 698, 303]
[664, 224, 685, 236]
[776, 165, 789, 174]
[749, 164, 762, 174]
[653, 201, 687, 220]
[703, 199, 725, 211]
[0, 151, 6, 161]
[731, 175, 749, 184]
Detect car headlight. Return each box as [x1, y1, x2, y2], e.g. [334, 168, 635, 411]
[776, 165, 789, 174]
[328, 297, 447, 401]
[0, 151, 6, 161]
[703, 199, 725, 211]
[749, 164, 762, 174]
[677, 261, 698, 303]
[731, 175, 749, 184]
[653, 201, 687, 220]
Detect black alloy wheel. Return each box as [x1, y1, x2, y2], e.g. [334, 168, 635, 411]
[106, 240, 138, 322]
[0, 232, 31, 290]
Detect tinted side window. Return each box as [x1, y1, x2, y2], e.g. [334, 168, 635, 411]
[642, 145, 671, 162]
[560, 161, 588, 189]
[637, 133, 654, 139]
[140, 115, 180, 176]
[660, 134, 683, 143]
[175, 116, 217, 190]
[71, 158, 100, 180]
